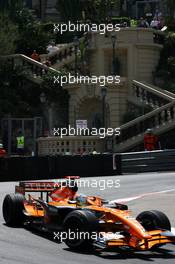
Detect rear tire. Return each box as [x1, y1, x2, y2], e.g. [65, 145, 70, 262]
[2, 193, 25, 226]
[136, 210, 171, 231]
[63, 210, 99, 250]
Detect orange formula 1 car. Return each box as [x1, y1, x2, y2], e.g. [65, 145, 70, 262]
[2, 176, 175, 251]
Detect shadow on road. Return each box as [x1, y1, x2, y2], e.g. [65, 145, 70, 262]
[64, 247, 175, 261]
[3, 222, 175, 260]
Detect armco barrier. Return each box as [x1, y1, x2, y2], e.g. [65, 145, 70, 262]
[55, 154, 121, 177]
[1, 150, 175, 182]
[0, 154, 122, 182]
[120, 149, 175, 173]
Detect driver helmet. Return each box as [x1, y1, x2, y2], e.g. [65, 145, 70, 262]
[76, 194, 88, 206]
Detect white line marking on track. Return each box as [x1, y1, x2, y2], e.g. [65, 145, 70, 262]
[110, 188, 175, 204]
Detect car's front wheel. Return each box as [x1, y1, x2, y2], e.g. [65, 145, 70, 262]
[63, 210, 99, 250]
[136, 210, 171, 231]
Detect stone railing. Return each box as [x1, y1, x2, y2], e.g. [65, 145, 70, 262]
[87, 28, 165, 49]
[5, 54, 59, 83]
[41, 36, 87, 69]
[37, 136, 104, 156]
[6, 35, 86, 79]
[129, 80, 175, 109]
[44, 43, 75, 69]
[115, 99, 175, 152]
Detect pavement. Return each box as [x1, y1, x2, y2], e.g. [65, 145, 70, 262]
[0, 172, 175, 264]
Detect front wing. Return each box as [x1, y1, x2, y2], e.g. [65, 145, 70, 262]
[93, 229, 175, 250]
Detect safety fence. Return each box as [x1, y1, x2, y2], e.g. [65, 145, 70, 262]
[0, 154, 121, 182]
[1, 150, 175, 182]
[120, 149, 175, 173]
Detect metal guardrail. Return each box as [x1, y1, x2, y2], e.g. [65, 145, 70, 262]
[1, 150, 175, 181]
[120, 149, 175, 173]
[0, 154, 122, 182]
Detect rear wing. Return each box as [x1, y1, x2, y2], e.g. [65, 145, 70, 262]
[15, 181, 61, 195]
[15, 176, 80, 198]
[15, 181, 64, 202]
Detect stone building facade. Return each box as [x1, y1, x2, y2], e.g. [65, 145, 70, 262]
[66, 28, 162, 129]
[38, 27, 163, 155]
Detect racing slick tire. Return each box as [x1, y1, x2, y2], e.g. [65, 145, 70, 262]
[136, 210, 171, 231]
[2, 193, 25, 226]
[63, 210, 99, 250]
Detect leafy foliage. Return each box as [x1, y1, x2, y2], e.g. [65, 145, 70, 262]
[0, 4, 52, 55]
[0, 59, 43, 117]
[155, 33, 175, 91]
[14, 8, 52, 55]
[41, 70, 70, 106]
[0, 13, 18, 55]
[0, 0, 24, 19]
[165, 0, 175, 18]
[0, 60, 69, 118]
[56, 0, 119, 23]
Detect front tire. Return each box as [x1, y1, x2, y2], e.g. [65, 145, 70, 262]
[63, 210, 99, 250]
[2, 193, 25, 226]
[136, 210, 171, 231]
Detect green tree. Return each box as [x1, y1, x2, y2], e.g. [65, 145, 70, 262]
[56, 0, 82, 22]
[0, 0, 24, 19]
[16, 21, 51, 55]
[0, 59, 46, 118]
[0, 2, 51, 55]
[13, 8, 52, 55]
[56, 0, 118, 23]
[155, 33, 175, 91]
[164, 0, 175, 18]
[0, 13, 18, 55]
[41, 71, 69, 105]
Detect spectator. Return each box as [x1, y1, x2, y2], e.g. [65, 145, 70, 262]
[43, 57, 51, 67]
[46, 42, 59, 54]
[150, 17, 159, 29]
[0, 143, 6, 157]
[138, 17, 149, 28]
[31, 50, 41, 62]
[144, 129, 158, 151]
[16, 131, 25, 155]
[130, 19, 137, 27]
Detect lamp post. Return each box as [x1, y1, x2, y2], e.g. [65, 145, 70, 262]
[40, 92, 46, 104]
[111, 32, 117, 75]
[73, 36, 79, 75]
[40, 92, 53, 136]
[101, 87, 107, 128]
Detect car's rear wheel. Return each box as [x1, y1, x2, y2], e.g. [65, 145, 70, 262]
[63, 210, 99, 250]
[3, 193, 25, 226]
[136, 210, 171, 231]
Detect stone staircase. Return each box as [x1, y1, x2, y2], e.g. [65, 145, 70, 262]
[7, 35, 87, 83]
[6, 35, 175, 153]
[41, 35, 87, 70]
[7, 54, 58, 84]
[41, 43, 76, 69]
[115, 80, 175, 152]
[129, 80, 175, 108]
